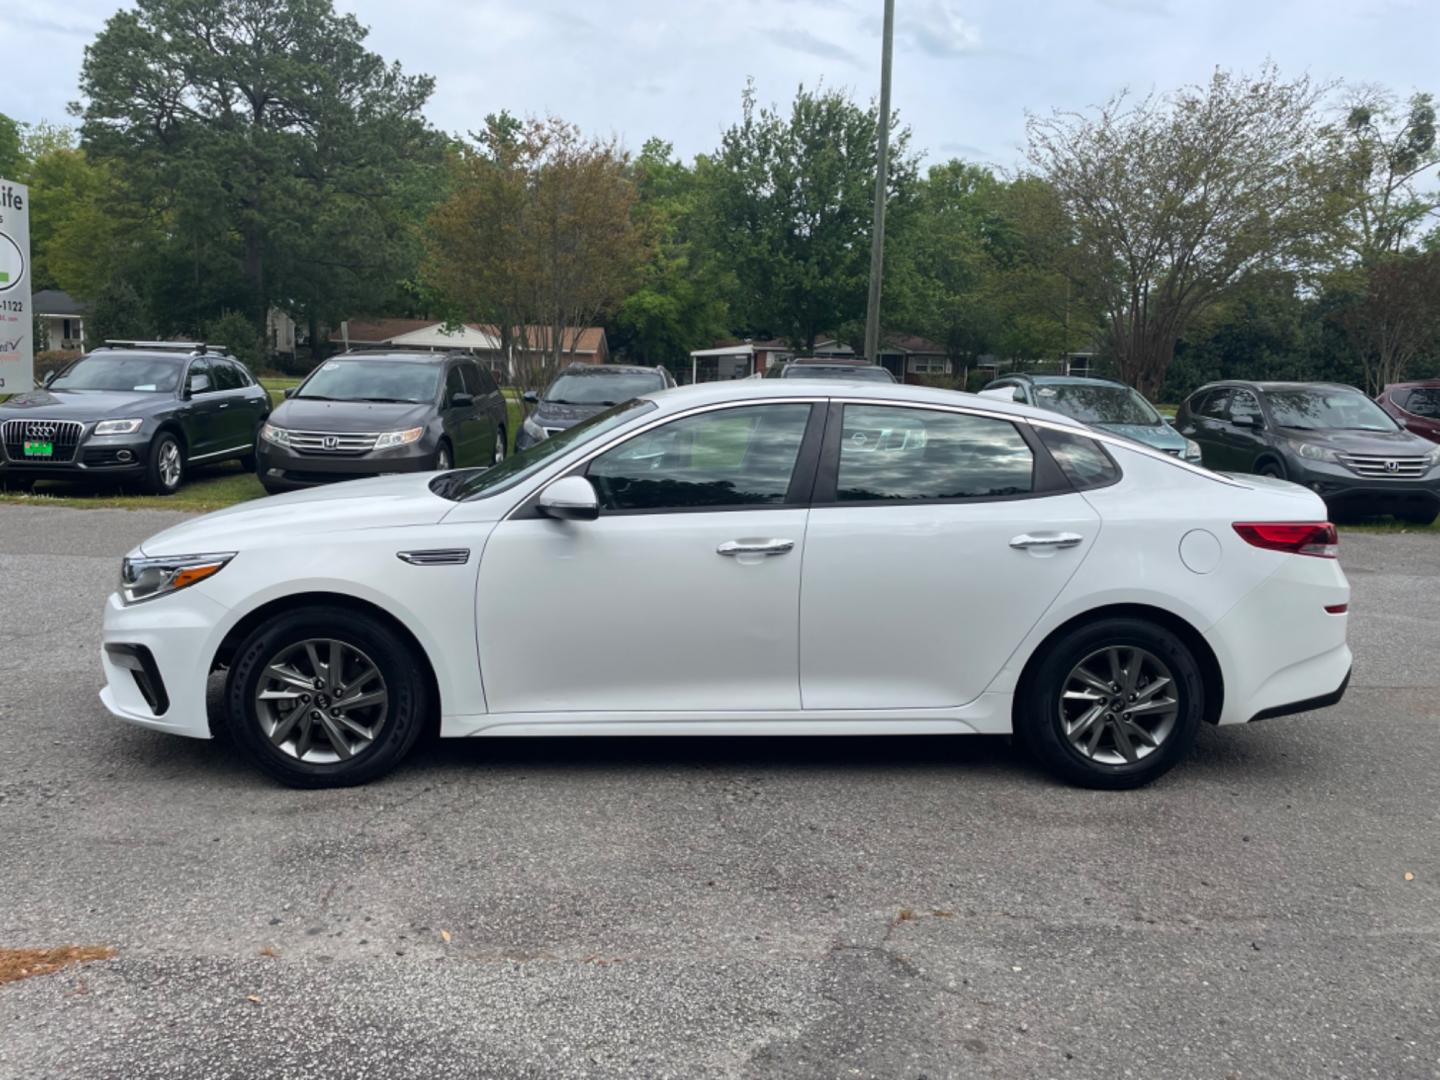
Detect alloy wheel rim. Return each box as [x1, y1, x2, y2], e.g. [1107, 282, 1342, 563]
[254, 638, 389, 764]
[1058, 646, 1179, 765]
[160, 442, 181, 488]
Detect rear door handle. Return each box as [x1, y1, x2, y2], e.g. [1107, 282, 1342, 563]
[1009, 533, 1084, 550]
[717, 539, 795, 557]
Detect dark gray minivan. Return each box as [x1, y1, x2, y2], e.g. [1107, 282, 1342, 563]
[256, 351, 509, 493]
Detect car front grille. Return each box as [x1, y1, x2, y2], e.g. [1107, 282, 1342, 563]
[283, 430, 380, 456]
[1337, 453, 1430, 478]
[2, 419, 85, 462]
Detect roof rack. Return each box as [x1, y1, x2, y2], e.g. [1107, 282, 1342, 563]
[102, 340, 226, 355]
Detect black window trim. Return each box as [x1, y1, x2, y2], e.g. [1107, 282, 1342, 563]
[810, 399, 1071, 507]
[508, 398, 829, 520]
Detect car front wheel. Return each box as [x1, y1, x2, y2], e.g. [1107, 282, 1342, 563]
[226, 606, 430, 788]
[144, 432, 185, 495]
[1015, 617, 1205, 789]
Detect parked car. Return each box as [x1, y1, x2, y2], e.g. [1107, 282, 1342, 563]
[1376, 380, 1440, 444]
[256, 350, 508, 494]
[767, 357, 896, 382]
[515, 363, 674, 452]
[0, 341, 269, 495]
[1176, 381, 1440, 524]
[104, 380, 1350, 791]
[982, 374, 1201, 462]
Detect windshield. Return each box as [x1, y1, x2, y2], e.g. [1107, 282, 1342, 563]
[432, 399, 657, 501]
[296, 360, 440, 404]
[1036, 384, 1161, 426]
[783, 365, 894, 382]
[1268, 389, 1398, 432]
[50, 354, 183, 393]
[543, 371, 666, 406]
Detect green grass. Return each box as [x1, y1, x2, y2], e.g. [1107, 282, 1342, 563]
[1338, 517, 1440, 535]
[0, 460, 266, 512]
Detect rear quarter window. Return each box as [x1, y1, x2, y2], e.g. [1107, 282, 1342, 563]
[1037, 427, 1122, 490]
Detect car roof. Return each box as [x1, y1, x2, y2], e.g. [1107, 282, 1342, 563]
[329, 350, 461, 365]
[84, 349, 192, 364]
[558, 363, 663, 375]
[641, 378, 1065, 424]
[1386, 379, 1440, 390]
[993, 373, 1127, 388]
[785, 361, 887, 370]
[1194, 380, 1361, 395]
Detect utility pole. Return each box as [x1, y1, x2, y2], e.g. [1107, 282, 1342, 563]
[863, 0, 895, 363]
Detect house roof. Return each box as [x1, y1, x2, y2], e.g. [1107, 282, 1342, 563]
[478, 325, 606, 354]
[341, 318, 438, 343]
[343, 319, 605, 354]
[32, 289, 85, 317]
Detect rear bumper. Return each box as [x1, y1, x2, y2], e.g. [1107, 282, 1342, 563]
[1248, 667, 1350, 723]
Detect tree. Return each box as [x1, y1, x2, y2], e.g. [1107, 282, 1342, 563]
[1343, 251, 1440, 393]
[0, 113, 22, 177]
[75, 0, 441, 341]
[86, 278, 152, 344]
[705, 83, 918, 350]
[1319, 89, 1440, 267]
[1026, 65, 1329, 399]
[424, 116, 646, 390]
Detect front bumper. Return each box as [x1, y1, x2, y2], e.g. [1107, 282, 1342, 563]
[1, 431, 151, 479]
[99, 588, 229, 739]
[1285, 459, 1440, 516]
[256, 439, 436, 490]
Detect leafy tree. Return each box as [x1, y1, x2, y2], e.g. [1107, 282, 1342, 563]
[204, 310, 263, 371]
[1026, 65, 1329, 399]
[75, 0, 441, 343]
[86, 278, 152, 344]
[610, 139, 729, 367]
[705, 83, 918, 350]
[0, 113, 22, 177]
[1343, 251, 1440, 393]
[424, 116, 646, 389]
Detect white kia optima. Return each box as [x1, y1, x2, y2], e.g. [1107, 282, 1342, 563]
[100, 380, 1352, 789]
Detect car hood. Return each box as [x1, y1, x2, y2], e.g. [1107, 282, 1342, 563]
[1091, 422, 1187, 452]
[270, 398, 432, 431]
[0, 389, 166, 418]
[139, 473, 451, 556]
[532, 400, 608, 428]
[1277, 426, 1433, 454]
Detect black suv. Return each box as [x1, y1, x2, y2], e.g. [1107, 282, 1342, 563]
[256, 350, 509, 493]
[766, 358, 896, 382]
[516, 364, 675, 452]
[0, 341, 269, 495]
[1176, 380, 1440, 524]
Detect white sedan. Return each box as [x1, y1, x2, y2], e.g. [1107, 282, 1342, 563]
[100, 380, 1352, 789]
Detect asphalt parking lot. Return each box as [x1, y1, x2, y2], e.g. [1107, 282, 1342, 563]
[0, 504, 1436, 1079]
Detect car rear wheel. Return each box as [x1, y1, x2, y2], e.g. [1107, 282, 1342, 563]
[143, 432, 185, 495]
[226, 606, 429, 788]
[1399, 507, 1439, 526]
[1016, 617, 1205, 789]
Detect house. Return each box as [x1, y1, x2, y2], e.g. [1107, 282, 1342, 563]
[689, 333, 956, 385]
[335, 318, 609, 376]
[686, 338, 794, 383]
[33, 289, 86, 352]
[811, 334, 955, 384]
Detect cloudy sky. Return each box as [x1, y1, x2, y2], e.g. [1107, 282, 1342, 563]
[4, 0, 1435, 167]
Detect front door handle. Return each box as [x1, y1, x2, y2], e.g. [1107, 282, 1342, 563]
[1009, 532, 1084, 551]
[717, 538, 795, 557]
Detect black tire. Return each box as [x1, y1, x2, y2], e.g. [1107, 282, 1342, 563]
[239, 439, 258, 473]
[143, 431, 185, 495]
[260, 481, 289, 496]
[1256, 458, 1286, 480]
[1399, 507, 1439, 526]
[433, 440, 453, 471]
[1015, 617, 1205, 790]
[226, 606, 430, 788]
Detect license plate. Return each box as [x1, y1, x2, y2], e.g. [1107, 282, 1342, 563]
[23, 440, 53, 457]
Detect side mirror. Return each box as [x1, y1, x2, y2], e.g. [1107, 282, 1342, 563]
[523, 390, 539, 404]
[451, 391, 475, 408]
[537, 475, 599, 521]
[186, 374, 211, 397]
[42, 370, 57, 388]
[283, 387, 296, 398]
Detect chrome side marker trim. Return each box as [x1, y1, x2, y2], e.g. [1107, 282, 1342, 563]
[397, 548, 470, 566]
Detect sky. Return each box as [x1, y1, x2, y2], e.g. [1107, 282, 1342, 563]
[2, 0, 1436, 169]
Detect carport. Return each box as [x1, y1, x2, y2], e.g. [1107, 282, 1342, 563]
[688, 343, 756, 383]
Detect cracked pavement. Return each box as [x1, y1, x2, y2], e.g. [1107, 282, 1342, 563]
[0, 505, 1437, 1078]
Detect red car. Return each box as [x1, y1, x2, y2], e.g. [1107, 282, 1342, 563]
[1377, 380, 1440, 444]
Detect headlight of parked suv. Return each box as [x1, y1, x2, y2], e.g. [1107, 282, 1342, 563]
[120, 552, 235, 605]
[93, 418, 144, 436]
[1427, 445, 1440, 466]
[1290, 440, 1340, 463]
[1182, 438, 1203, 463]
[260, 423, 292, 448]
[374, 427, 425, 450]
[522, 415, 547, 443]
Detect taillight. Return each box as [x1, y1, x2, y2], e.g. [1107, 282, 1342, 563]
[1233, 522, 1339, 558]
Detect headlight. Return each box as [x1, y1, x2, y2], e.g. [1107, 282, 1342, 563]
[93, 418, 144, 436]
[1291, 440, 1339, 463]
[1427, 445, 1440, 466]
[1182, 438, 1203, 463]
[374, 427, 425, 450]
[260, 423, 292, 447]
[522, 416, 547, 442]
[120, 552, 235, 605]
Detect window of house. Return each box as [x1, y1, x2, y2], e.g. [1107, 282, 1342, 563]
[587, 403, 812, 512]
[835, 405, 1034, 502]
[908, 357, 951, 375]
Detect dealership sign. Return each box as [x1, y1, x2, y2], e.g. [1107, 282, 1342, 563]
[0, 178, 32, 393]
